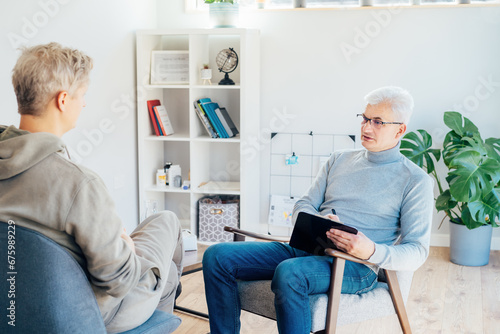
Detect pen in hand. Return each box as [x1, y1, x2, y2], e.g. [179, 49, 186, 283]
[330, 208, 343, 224]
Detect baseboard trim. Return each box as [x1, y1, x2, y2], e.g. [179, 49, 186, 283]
[431, 233, 500, 250]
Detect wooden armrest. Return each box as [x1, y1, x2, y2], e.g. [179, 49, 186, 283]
[224, 226, 290, 243]
[324, 248, 412, 334]
[324, 248, 374, 266]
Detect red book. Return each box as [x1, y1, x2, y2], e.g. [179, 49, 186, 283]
[147, 100, 162, 136]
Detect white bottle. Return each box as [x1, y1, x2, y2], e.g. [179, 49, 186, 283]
[156, 169, 166, 186]
[168, 165, 181, 187]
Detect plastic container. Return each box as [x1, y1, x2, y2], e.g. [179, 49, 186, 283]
[156, 169, 166, 186]
[168, 165, 181, 187]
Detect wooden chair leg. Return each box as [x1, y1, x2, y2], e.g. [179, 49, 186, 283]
[233, 234, 246, 242]
[325, 257, 346, 334]
[384, 269, 412, 334]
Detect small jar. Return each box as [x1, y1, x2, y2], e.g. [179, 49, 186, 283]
[156, 169, 166, 186]
[174, 175, 182, 188]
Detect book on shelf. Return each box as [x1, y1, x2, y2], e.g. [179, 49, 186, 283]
[153, 105, 175, 136]
[146, 100, 174, 136]
[196, 98, 220, 138]
[193, 98, 239, 139]
[146, 99, 162, 136]
[215, 107, 239, 138]
[200, 100, 228, 138]
[194, 98, 218, 138]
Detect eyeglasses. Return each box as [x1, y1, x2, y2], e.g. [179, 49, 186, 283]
[357, 114, 403, 130]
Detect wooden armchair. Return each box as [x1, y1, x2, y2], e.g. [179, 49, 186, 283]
[224, 226, 412, 334]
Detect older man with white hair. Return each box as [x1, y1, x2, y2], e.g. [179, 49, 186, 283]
[202, 86, 434, 334]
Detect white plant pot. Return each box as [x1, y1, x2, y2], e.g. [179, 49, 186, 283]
[200, 68, 212, 80]
[209, 3, 239, 28]
[256, 0, 266, 9]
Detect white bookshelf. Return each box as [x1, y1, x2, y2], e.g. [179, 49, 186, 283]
[136, 28, 260, 234]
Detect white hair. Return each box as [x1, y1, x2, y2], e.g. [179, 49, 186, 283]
[364, 86, 414, 124]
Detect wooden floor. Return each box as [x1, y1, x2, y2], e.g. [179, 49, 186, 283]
[173, 247, 500, 334]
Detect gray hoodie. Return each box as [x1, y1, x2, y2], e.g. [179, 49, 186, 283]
[0, 125, 141, 323]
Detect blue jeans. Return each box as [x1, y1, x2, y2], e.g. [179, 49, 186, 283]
[202, 241, 378, 334]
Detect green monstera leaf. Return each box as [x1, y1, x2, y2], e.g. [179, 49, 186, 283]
[443, 133, 486, 166]
[442, 131, 464, 167]
[468, 188, 500, 228]
[443, 111, 480, 138]
[448, 152, 500, 202]
[400, 129, 441, 174]
[436, 189, 457, 212]
[460, 204, 485, 230]
[442, 112, 484, 167]
[485, 138, 500, 164]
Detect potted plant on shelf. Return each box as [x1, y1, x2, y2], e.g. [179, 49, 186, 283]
[400, 111, 500, 266]
[205, 0, 239, 28]
[200, 64, 212, 85]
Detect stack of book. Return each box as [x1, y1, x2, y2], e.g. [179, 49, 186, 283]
[193, 98, 239, 138]
[147, 100, 175, 136]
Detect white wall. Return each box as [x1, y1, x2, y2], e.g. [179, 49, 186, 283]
[1, 1, 499, 246]
[158, 2, 500, 248]
[0, 0, 156, 232]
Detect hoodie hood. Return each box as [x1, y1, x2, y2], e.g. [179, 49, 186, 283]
[0, 125, 66, 180]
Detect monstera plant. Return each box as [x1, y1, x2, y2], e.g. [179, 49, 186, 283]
[400, 111, 500, 230]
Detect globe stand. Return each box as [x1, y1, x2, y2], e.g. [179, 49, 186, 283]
[216, 48, 238, 86]
[218, 72, 235, 85]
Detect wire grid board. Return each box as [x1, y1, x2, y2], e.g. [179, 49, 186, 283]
[269, 131, 356, 200]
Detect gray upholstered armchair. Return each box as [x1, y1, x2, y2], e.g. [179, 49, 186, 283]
[225, 226, 413, 334]
[0, 223, 181, 334]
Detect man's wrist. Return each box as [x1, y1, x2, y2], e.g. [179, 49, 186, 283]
[364, 241, 375, 260]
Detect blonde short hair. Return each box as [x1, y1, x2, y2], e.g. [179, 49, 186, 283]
[12, 42, 93, 116]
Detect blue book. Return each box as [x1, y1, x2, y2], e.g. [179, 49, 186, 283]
[208, 102, 228, 138]
[202, 102, 228, 138]
[200, 101, 221, 137]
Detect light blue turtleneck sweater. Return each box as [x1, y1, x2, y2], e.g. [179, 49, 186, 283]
[293, 143, 434, 272]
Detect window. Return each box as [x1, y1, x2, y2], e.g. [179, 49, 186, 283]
[187, 0, 497, 11]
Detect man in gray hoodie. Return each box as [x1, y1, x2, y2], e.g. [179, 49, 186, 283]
[0, 42, 183, 333]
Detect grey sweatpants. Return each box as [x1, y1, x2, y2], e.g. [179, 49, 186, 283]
[105, 211, 184, 333]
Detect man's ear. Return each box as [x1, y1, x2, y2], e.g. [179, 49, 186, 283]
[56, 91, 69, 112]
[395, 124, 407, 139]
